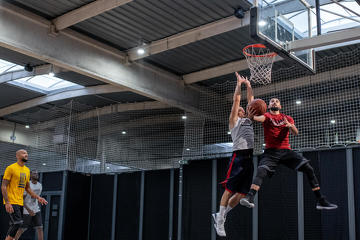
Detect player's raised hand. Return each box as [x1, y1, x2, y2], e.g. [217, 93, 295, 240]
[235, 72, 247, 86]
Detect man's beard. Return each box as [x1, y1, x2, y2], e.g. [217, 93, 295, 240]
[270, 107, 279, 111]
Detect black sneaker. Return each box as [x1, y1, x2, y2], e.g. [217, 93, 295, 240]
[240, 195, 255, 208]
[316, 197, 338, 210]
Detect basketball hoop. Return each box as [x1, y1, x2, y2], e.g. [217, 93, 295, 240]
[243, 44, 277, 85]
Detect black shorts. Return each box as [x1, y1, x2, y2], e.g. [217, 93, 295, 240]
[23, 212, 43, 229]
[259, 148, 309, 176]
[8, 204, 24, 225]
[221, 149, 254, 194]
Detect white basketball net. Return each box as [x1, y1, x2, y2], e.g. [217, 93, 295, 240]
[243, 44, 277, 85]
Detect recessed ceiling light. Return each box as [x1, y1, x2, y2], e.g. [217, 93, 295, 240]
[137, 48, 145, 55]
[227, 131, 231, 135]
[182, 116, 187, 120]
[330, 120, 336, 124]
[42, 163, 46, 166]
[296, 100, 301, 105]
[258, 20, 267, 27]
[25, 125, 30, 129]
[186, 148, 190, 151]
[122, 131, 126, 134]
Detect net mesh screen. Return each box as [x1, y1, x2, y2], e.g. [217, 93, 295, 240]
[0, 46, 359, 173]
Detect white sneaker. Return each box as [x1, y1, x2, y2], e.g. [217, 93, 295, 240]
[212, 213, 226, 237]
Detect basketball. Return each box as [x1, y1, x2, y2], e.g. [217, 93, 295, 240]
[247, 99, 267, 116]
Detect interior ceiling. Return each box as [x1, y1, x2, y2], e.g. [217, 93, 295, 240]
[0, 0, 359, 124]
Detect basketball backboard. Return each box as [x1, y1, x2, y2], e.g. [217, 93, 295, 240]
[250, 0, 316, 73]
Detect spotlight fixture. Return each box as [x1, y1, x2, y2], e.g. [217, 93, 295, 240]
[296, 100, 301, 105]
[182, 115, 187, 120]
[330, 120, 336, 124]
[258, 20, 267, 27]
[42, 163, 46, 166]
[25, 125, 30, 129]
[262, 143, 266, 146]
[122, 131, 126, 135]
[234, 7, 245, 19]
[24, 63, 33, 72]
[137, 48, 145, 55]
[227, 131, 231, 135]
[186, 148, 190, 151]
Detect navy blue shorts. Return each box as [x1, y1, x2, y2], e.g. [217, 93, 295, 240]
[221, 149, 254, 194]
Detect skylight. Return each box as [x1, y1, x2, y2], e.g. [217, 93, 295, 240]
[282, 1, 360, 35]
[0, 59, 82, 93]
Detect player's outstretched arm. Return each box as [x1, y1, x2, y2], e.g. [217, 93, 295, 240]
[245, 79, 254, 104]
[25, 182, 48, 205]
[247, 107, 266, 122]
[229, 72, 246, 129]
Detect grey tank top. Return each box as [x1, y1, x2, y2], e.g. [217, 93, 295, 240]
[230, 118, 254, 151]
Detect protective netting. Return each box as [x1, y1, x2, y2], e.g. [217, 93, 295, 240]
[0, 46, 359, 174]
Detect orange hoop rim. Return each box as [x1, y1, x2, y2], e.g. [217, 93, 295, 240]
[243, 44, 277, 58]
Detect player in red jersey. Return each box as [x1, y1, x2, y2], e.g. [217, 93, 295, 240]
[240, 98, 337, 210]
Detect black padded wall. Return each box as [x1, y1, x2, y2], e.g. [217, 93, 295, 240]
[64, 172, 91, 240]
[258, 164, 298, 240]
[318, 149, 348, 240]
[353, 147, 360, 239]
[172, 169, 179, 240]
[182, 160, 212, 240]
[42, 171, 63, 191]
[303, 151, 322, 240]
[143, 170, 170, 240]
[89, 174, 114, 240]
[217, 157, 252, 240]
[115, 172, 141, 240]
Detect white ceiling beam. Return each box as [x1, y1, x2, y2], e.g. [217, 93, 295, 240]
[287, 27, 360, 52]
[0, 84, 127, 117]
[127, 13, 250, 61]
[183, 56, 283, 84]
[0, 2, 201, 114]
[52, 0, 133, 31]
[77, 101, 170, 120]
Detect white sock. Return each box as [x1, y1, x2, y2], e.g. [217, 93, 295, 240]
[218, 206, 226, 221]
[224, 205, 232, 217]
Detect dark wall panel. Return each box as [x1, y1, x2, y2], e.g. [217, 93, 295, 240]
[217, 157, 252, 240]
[353, 147, 360, 239]
[319, 149, 348, 240]
[115, 172, 141, 240]
[258, 164, 298, 240]
[64, 172, 91, 240]
[42, 171, 63, 191]
[303, 151, 322, 240]
[143, 170, 170, 240]
[89, 174, 114, 240]
[182, 160, 212, 240]
[172, 169, 179, 240]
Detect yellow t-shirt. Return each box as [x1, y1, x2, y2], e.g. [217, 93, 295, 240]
[2, 162, 30, 206]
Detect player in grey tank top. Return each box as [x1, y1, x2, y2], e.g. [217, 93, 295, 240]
[213, 73, 255, 237]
